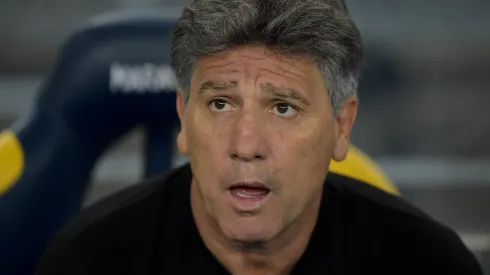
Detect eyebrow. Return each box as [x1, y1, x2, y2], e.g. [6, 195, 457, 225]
[260, 83, 310, 106]
[198, 80, 310, 106]
[199, 80, 239, 93]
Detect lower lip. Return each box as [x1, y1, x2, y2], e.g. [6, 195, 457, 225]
[228, 187, 270, 212]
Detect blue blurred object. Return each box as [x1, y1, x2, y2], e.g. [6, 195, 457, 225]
[0, 11, 179, 275]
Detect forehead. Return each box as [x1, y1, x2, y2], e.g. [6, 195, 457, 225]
[191, 45, 327, 92]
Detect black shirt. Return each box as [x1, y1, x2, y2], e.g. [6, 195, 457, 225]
[36, 164, 483, 275]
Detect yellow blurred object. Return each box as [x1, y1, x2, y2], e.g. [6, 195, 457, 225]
[330, 145, 400, 195]
[0, 130, 24, 195]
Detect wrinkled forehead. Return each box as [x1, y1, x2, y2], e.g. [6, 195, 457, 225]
[191, 45, 328, 95]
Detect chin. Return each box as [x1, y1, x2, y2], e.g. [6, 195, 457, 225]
[219, 215, 281, 244]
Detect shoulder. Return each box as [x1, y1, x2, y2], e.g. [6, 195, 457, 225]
[60, 163, 192, 239]
[325, 172, 483, 274]
[36, 164, 193, 274]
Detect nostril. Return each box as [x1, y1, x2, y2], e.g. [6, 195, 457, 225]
[230, 154, 264, 162]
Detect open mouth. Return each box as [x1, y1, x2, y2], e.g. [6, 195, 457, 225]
[228, 183, 270, 201]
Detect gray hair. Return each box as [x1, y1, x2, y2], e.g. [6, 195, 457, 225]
[171, 0, 363, 114]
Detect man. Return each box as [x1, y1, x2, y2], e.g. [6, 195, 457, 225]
[35, 0, 482, 274]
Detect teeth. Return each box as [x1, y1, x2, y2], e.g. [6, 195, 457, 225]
[236, 191, 258, 198]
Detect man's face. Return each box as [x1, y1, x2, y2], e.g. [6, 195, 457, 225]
[176, 45, 357, 243]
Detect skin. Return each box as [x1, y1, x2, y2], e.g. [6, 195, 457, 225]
[176, 45, 358, 274]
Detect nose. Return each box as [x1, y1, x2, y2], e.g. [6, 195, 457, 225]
[229, 110, 268, 162]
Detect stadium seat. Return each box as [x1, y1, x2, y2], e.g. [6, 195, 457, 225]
[0, 11, 178, 275]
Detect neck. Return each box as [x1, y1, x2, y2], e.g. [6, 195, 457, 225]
[190, 179, 323, 275]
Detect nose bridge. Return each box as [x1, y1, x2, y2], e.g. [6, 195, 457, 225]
[229, 103, 266, 161]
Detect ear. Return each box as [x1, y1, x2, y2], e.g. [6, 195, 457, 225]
[176, 89, 188, 156]
[332, 96, 358, 162]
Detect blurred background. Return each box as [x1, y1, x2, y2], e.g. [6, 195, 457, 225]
[0, 0, 489, 273]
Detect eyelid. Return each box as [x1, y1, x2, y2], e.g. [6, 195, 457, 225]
[271, 99, 301, 112]
[208, 98, 237, 112]
[207, 96, 233, 105]
[268, 102, 299, 118]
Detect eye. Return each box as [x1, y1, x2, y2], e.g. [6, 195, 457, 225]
[209, 99, 236, 112]
[270, 103, 298, 118]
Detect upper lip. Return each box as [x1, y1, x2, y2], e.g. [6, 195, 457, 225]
[229, 181, 270, 190]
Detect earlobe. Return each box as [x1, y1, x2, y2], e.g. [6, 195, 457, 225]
[176, 90, 188, 156]
[333, 139, 349, 161]
[176, 131, 188, 156]
[332, 96, 358, 162]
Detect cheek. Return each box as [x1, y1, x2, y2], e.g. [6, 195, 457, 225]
[186, 109, 216, 154]
[185, 110, 230, 182]
[275, 119, 335, 192]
